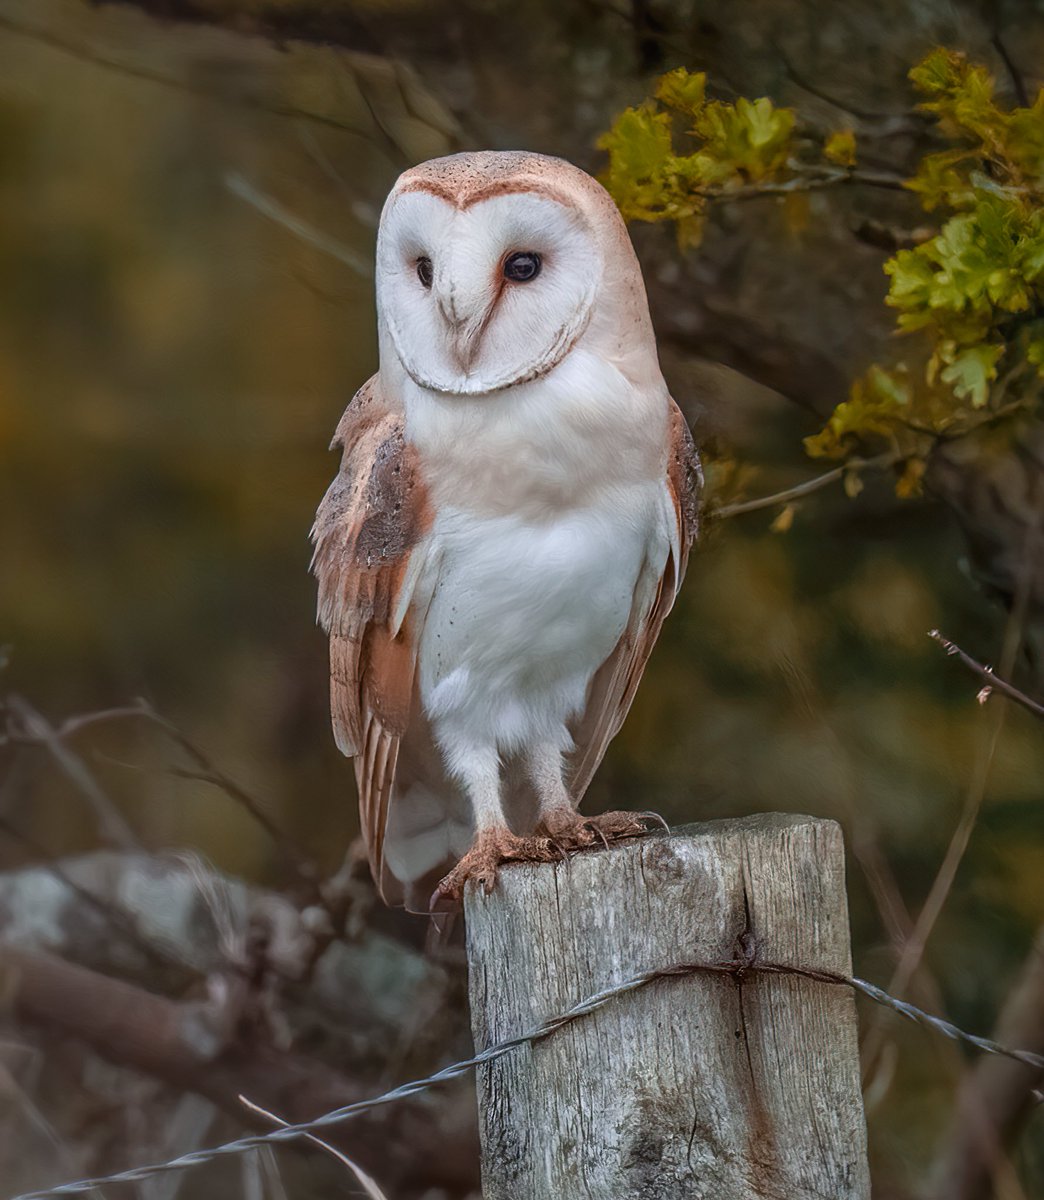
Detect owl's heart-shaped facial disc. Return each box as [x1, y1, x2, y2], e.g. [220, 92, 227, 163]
[376, 189, 602, 396]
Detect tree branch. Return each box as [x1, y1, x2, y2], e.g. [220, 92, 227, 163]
[696, 168, 909, 204]
[224, 173, 373, 278]
[928, 630, 1044, 720]
[772, 37, 923, 127]
[714, 451, 899, 519]
[861, 496, 1044, 1091]
[0, 14, 376, 138]
[3, 695, 142, 851]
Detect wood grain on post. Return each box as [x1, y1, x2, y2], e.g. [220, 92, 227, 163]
[464, 813, 870, 1200]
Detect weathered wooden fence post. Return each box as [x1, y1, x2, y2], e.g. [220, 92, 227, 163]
[464, 813, 870, 1199]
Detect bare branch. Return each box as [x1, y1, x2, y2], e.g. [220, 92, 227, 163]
[239, 1095, 390, 1200]
[929, 630, 1044, 720]
[4, 695, 142, 851]
[123, 699, 322, 895]
[5, 694, 321, 894]
[47, 703, 153, 741]
[772, 37, 923, 127]
[990, 22, 1030, 109]
[700, 168, 909, 204]
[0, 14, 375, 138]
[861, 494, 1044, 1088]
[714, 451, 899, 519]
[224, 173, 373, 278]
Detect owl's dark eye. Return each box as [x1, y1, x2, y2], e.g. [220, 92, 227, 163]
[416, 256, 433, 288]
[503, 251, 541, 283]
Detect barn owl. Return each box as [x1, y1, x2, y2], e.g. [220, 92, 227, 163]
[312, 151, 701, 911]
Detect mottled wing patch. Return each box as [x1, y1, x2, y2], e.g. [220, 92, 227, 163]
[668, 400, 703, 547]
[311, 376, 432, 897]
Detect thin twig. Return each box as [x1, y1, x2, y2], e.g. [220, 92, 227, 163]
[136, 701, 320, 892]
[772, 38, 918, 125]
[862, 495, 1044, 1082]
[0, 15, 374, 138]
[47, 704, 153, 741]
[79, 698, 319, 890]
[225, 173, 372, 278]
[239, 1096, 390, 1200]
[337, 58, 411, 169]
[990, 27, 1030, 108]
[700, 169, 908, 203]
[1, 702, 150, 745]
[715, 451, 899, 519]
[928, 630, 1044, 721]
[4, 695, 318, 891]
[4, 696, 142, 851]
[716, 393, 1040, 523]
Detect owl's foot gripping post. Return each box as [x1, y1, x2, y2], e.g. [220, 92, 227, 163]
[431, 826, 559, 907]
[528, 745, 667, 853]
[537, 806, 669, 852]
[429, 747, 669, 909]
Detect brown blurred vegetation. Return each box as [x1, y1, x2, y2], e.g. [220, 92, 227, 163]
[0, 0, 1042, 1197]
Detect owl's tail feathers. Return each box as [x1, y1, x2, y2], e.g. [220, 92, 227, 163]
[382, 784, 470, 911]
[370, 715, 473, 913]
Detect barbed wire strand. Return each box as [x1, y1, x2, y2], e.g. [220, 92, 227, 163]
[10, 951, 1044, 1200]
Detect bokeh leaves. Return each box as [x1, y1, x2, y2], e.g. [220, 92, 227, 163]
[808, 51, 1044, 476]
[600, 68, 800, 248]
[601, 52, 1044, 495]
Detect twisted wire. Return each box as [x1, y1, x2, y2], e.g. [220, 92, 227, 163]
[10, 950, 1044, 1199]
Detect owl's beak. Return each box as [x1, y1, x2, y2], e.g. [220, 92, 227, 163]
[438, 300, 488, 372]
[434, 274, 494, 374]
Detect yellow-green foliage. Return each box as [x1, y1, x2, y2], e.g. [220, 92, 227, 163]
[807, 51, 1044, 474]
[601, 52, 1044, 492]
[599, 68, 799, 247]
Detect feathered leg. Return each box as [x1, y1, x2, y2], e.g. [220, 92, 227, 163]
[431, 744, 555, 905]
[529, 743, 663, 849]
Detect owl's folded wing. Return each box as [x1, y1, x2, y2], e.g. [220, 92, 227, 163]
[311, 376, 434, 889]
[567, 400, 702, 800]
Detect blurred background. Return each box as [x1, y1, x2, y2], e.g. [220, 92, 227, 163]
[0, 0, 1041, 1197]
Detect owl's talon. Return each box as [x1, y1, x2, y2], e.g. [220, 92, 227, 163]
[536, 807, 597, 852]
[430, 826, 558, 911]
[589, 822, 611, 851]
[635, 810, 671, 835]
[537, 807, 662, 852]
[583, 809, 664, 843]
